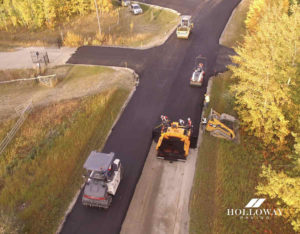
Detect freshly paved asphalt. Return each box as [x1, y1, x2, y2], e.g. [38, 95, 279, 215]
[61, 0, 241, 233]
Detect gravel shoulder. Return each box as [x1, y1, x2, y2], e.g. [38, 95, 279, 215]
[121, 143, 198, 234]
[219, 0, 250, 47]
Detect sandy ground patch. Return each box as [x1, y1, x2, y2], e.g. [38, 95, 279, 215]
[0, 47, 76, 70]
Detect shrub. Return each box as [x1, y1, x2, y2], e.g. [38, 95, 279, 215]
[0, 209, 23, 234]
[63, 32, 83, 47]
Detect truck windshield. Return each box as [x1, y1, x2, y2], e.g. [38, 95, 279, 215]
[90, 171, 106, 180]
[182, 20, 188, 26]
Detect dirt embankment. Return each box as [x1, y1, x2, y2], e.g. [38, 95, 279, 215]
[0, 65, 137, 121]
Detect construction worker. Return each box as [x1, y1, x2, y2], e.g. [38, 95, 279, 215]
[197, 63, 203, 72]
[201, 117, 207, 130]
[187, 118, 192, 128]
[106, 165, 114, 181]
[161, 115, 168, 123]
[204, 94, 210, 107]
[179, 119, 185, 126]
[161, 115, 170, 132]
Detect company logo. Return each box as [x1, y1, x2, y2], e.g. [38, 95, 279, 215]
[227, 198, 282, 220]
[245, 198, 265, 208]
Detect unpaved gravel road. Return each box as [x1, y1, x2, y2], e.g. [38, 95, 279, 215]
[0, 47, 76, 70]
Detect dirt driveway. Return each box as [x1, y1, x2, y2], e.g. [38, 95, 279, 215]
[0, 47, 76, 70]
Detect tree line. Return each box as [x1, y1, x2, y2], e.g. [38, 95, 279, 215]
[229, 0, 299, 231]
[0, 0, 114, 30]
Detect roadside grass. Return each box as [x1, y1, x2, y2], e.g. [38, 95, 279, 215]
[0, 65, 72, 83]
[0, 119, 17, 142]
[189, 72, 262, 234]
[58, 65, 114, 86]
[66, 65, 114, 80]
[0, 65, 113, 83]
[0, 68, 37, 82]
[113, 3, 179, 47]
[0, 64, 132, 122]
[0, 87, 130, 233]
[0, 3, 179, 50]
[219, 0, 251, 48]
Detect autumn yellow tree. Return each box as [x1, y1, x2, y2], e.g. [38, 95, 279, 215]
[229, 2, 299, 148]
[241, 3, 300, 231]
[245, 0, 290, 32]
[257, 165, 300, 232]
[0, 0, 115, 30]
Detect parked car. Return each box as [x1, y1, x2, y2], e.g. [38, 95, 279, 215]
[129, 3, 143, 15]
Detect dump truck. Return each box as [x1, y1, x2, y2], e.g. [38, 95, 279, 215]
[190, 56, 207, 87]
[82, 151, 123, 209]
[203, 109, 237, 140]
[176, 15, 193, 39]
[154, 115, 193, 161]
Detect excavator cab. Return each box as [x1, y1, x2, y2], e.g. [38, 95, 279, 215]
[204, 109, 237, 140]
[155, 115, 193, 161]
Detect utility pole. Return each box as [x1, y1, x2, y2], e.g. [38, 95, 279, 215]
[94, 0, 102, 35]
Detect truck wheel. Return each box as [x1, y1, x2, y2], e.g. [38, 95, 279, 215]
[152, 127, 161, 142]
[190, 132, 198, 148]
[120, 165, 124, 180]
[104, 195, 113, 209]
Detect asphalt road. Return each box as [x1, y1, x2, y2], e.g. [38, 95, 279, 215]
[61, 0, 241, 233]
